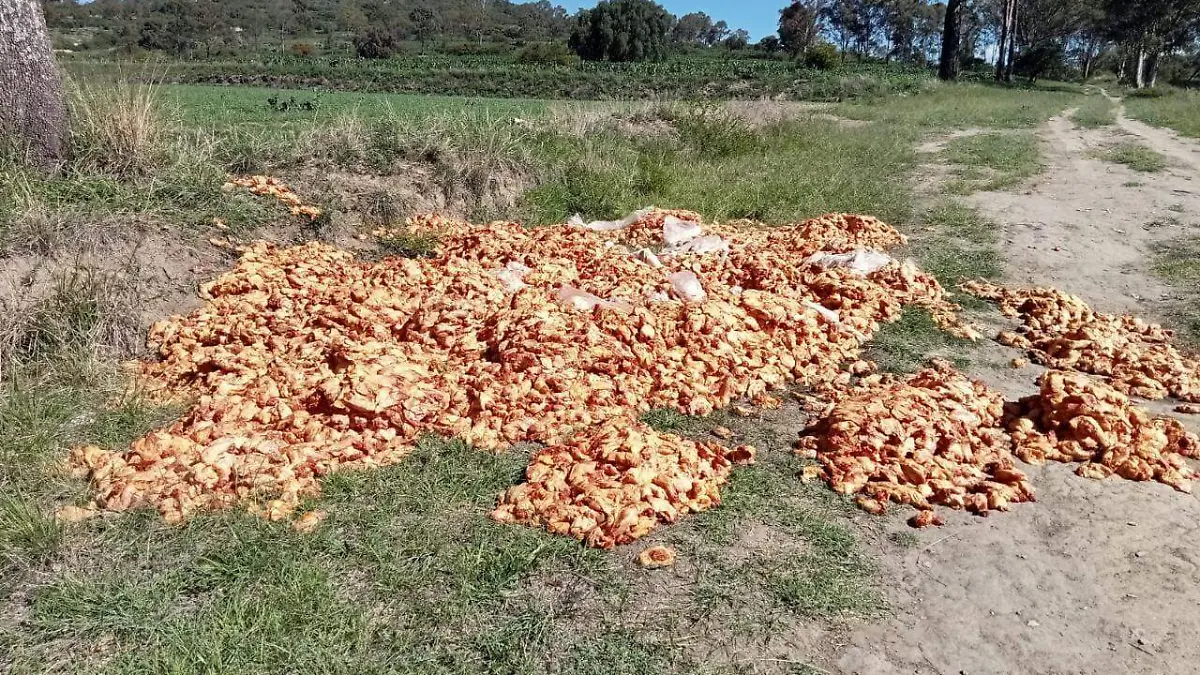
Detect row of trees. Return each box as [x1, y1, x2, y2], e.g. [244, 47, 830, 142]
[43, 0, 761, 59]
[939, 0, 1200, 85]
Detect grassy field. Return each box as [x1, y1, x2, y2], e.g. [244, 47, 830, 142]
[1092, 140, 1170, 172]
[0, 77, 1081, 673]
[1125, 89, 1200, 138]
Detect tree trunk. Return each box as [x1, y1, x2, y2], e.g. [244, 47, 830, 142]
[995, 0, 1013, 82]
[1004, 0, 1018, 83]
[0, 0, 67, 170]
[938, 0, 963, 81]
[1135, 47, 1146, 89]
[1146, 51, 1160, 88]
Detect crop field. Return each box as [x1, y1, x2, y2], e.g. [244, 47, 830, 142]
[64, 54, 935, 101]
[8, 57, 1200, 675]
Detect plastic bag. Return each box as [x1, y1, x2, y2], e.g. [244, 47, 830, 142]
[570, 208, 652, 232]
[558, 285, 633, 312]
[634, 248, 664, 268]
[803, 301, 840, 324]
[806, 249, 893, 276]
[491, 262, 531, 293]
[668, 271, 706, 302]
[664, 234, 730, 256]
[662, 216, 702, 246]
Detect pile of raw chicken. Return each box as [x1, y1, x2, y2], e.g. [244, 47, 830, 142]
[66, 179, 1200, 542]
[70, 202, 971, 539]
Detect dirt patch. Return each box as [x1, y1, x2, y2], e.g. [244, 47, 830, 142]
[839, 102, 1200, 675]
[968, 110, 1200, 321]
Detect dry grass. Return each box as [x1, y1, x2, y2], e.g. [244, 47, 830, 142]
[66, 74, 175, 176]
[0, 263, 145, 380]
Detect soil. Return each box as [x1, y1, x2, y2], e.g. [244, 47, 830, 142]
[831, 102, 1200, 674]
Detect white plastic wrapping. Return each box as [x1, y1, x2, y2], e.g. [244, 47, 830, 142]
[668, 270, 707, 302]
[491, 262, 531, 292]
[805, 249, 893, 276]
[558, 285, 633, 312]
[662, 216, 703, 246]
[803, 301, 840, 324]
[634, 248, 664, 268]
[569, 207, 653, 232]
[665, 234, 730, 256]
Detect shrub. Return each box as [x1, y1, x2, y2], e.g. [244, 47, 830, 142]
[353, 29, 401, 59]
[290, 42, 315, 57]
[568, 0, 672, 62]
[515, 42, 574, 66]
[802, 43, 839, 71]
[66, 75, 173, 176]
[670, 108, 763, 158]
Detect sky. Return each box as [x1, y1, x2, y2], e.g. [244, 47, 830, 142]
[544, 0, 783, 42]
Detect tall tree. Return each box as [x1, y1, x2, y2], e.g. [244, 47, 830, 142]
[568, 0, 671, 62]
[938, 0, 964, 79]
[1, 0, 67, 169]
[994, 0, 1015, 81]
[779, 0, 820, 55]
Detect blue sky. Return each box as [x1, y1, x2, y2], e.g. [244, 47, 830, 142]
[545, 1, 783, 41]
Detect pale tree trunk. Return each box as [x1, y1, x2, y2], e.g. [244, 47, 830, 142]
[1135, 47, 1147, 88]
[995, 0, 1014, 82]
[1004, 0, 1018, 83]
[1146, 51, 1160, 88]
[0, 0, 67, 170]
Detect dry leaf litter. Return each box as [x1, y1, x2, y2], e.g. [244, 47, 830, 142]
[70, 205, 976, 537]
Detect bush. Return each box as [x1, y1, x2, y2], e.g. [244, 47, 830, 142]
[670, 108, 763, 158]
[802, 43, 839, 71]
[568, 0, 672, 62]
[515, 42, 574, 66]
[290, 42, 315, 57]
[353, 29, 401, 59]
[67, 76, 173, 176]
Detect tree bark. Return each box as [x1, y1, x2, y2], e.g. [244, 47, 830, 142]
[1135, 47, 1146, 89]
[1004, 0, 1017, 83]
[938, 0, 963, 81]
[995, 0, 1014, 82]
[0, 0, 67, 170]
[1146, 51, 1160, 88]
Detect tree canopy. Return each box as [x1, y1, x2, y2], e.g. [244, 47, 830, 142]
[567, 0, 672, 62]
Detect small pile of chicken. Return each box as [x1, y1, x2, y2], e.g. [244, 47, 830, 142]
[224, 175, 322, 220]
[964, 280, 1200, 401]
[798, 363, 1034, 527]
[490, 421, 752, 548]
[1008, 371, 1200, 492]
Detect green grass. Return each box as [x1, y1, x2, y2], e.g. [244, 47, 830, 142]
[1125, 88, 1200, 138]
[1071, 94, 1117, 128]
[942, 131, 1042, 193]
[833, 82, 1079, 129]
[913, 200, 1004, 286]
[1151, 236, 1200, 345]
[1092, 141, 1169, 173]
[865, 307, 974, 373]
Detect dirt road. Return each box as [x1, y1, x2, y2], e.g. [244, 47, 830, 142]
[835, 103, 1200, 675]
